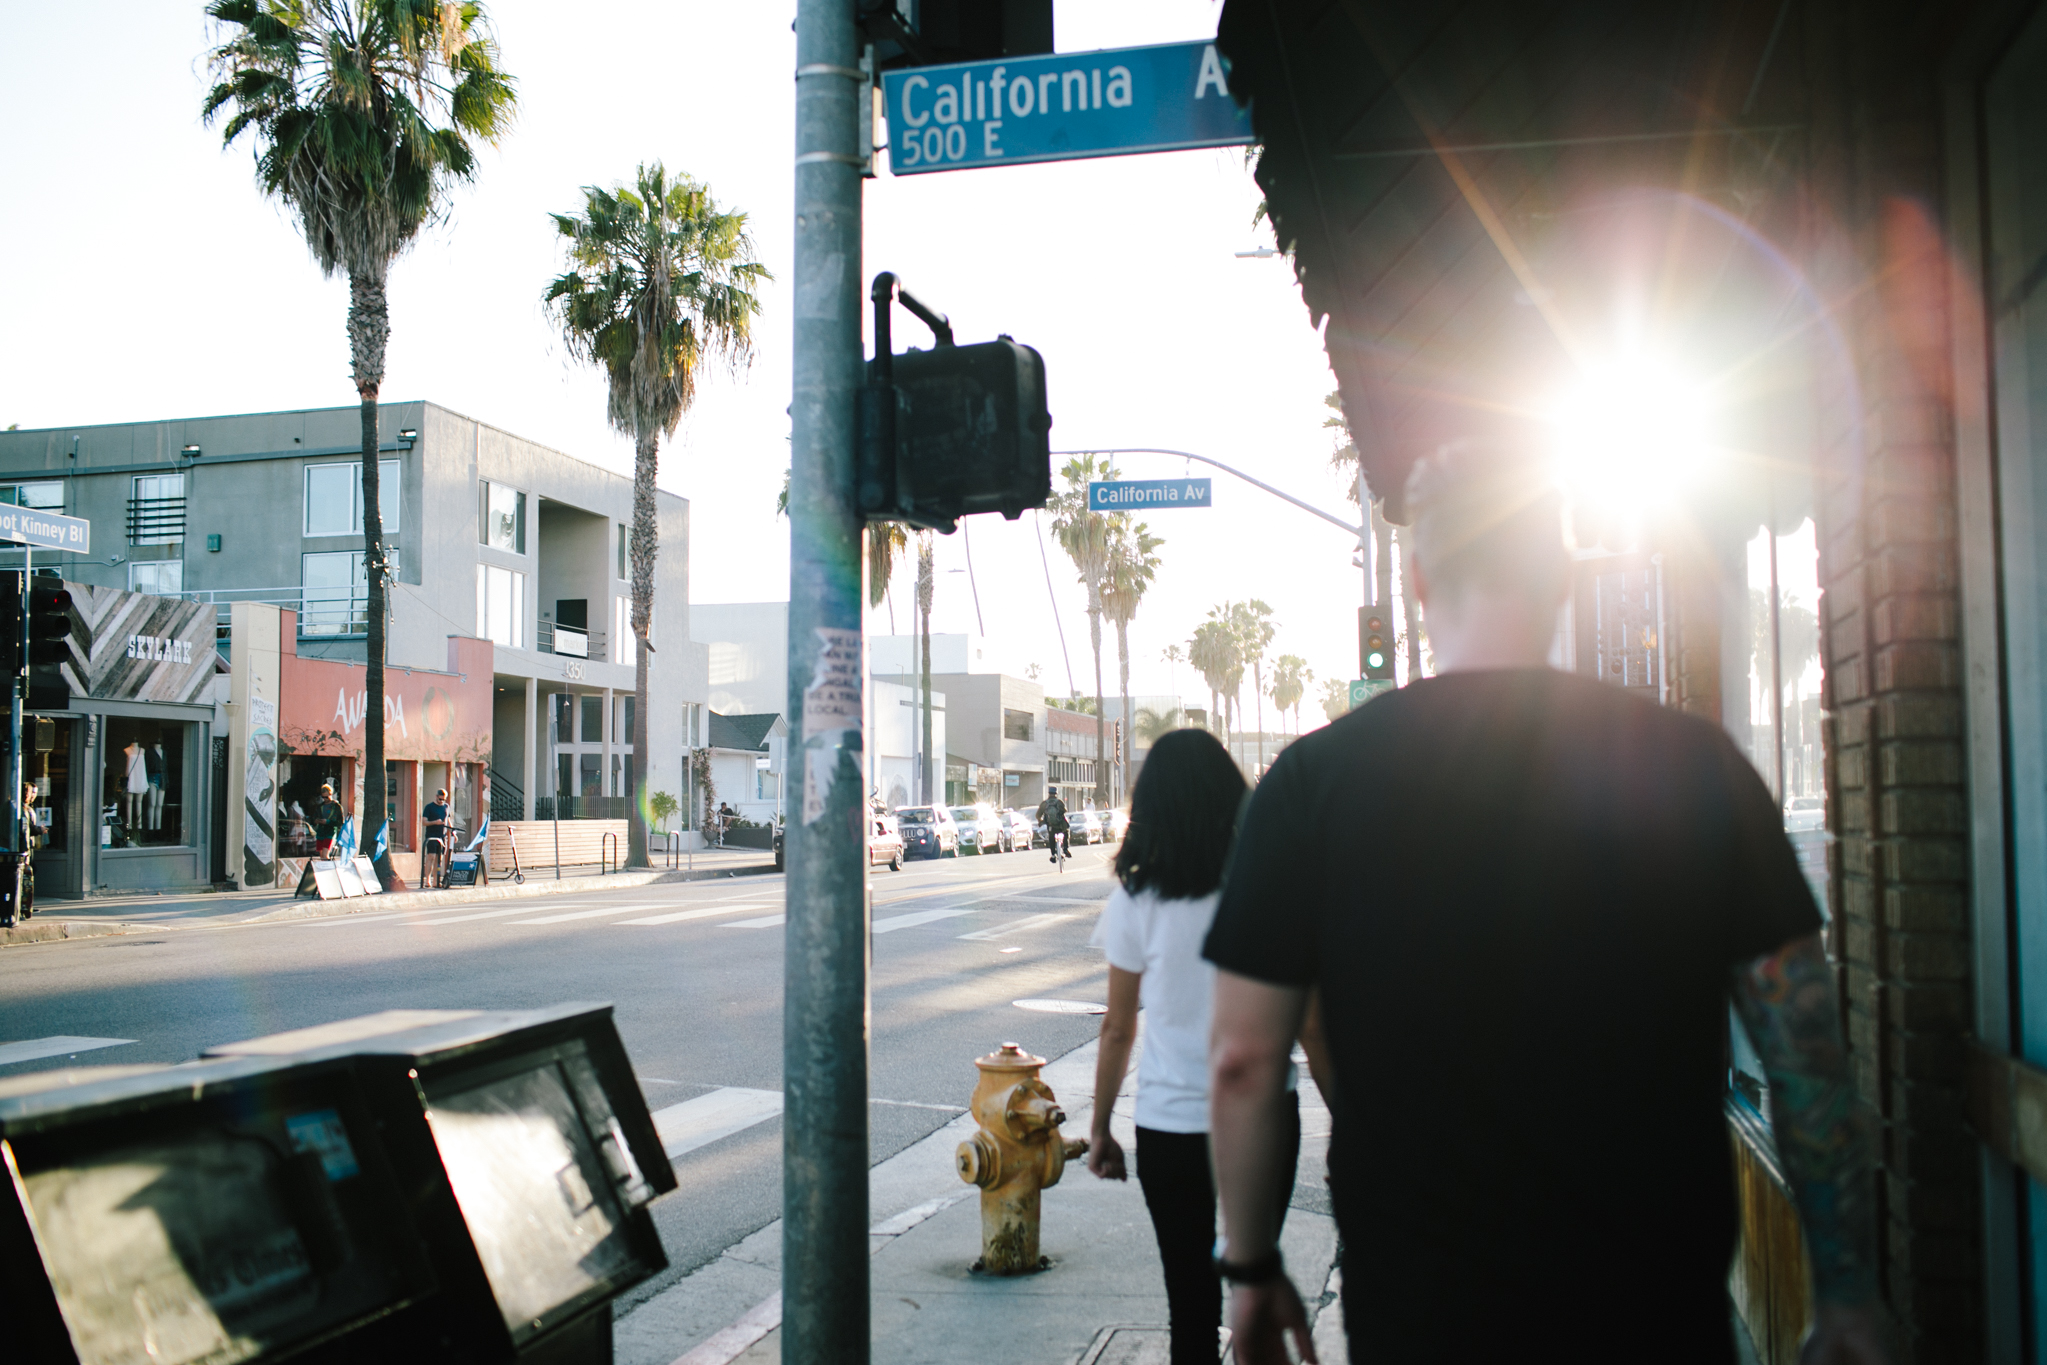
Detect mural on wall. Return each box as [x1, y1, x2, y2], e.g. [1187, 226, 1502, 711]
[277, 640, 492, 765]
[243, 696, 277, 885]
[52, 580, 218, 703]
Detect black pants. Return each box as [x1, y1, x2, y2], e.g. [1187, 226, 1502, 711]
[1135, 1090, 1301, 1365]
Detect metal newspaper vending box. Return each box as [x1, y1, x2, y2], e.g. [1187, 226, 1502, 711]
[204, 1004, 676, 1364]
[0, 1055, 441, 1365]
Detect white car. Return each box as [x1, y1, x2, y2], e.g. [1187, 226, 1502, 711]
[949, 804, 1006, 854]
[1784, 796, 1825, 833]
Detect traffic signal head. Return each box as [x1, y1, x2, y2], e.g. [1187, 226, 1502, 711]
[1361, 611, 1393, 681]
[27, 583, 72, 668]
[862, 0, 1053, 71]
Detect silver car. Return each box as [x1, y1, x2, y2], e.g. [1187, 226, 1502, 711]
[949, 804, 1005, 854]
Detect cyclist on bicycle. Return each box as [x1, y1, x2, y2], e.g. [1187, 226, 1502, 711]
[1036, 791, 1071, 865]
[423, 788, 452, 886]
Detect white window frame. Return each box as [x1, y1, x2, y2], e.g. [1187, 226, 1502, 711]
[476, 563, 527, 649]
[301, 550, 368, 636]
[303, 459, 400, 537]
[478, 480, 527, 555]
[1, 481, 64, 511]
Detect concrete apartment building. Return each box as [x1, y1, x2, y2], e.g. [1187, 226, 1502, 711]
[0, 401, 705, 891]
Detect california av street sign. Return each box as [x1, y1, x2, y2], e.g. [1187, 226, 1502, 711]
[1088, 478, 1213, 511]
[882, 40, 1253, 174]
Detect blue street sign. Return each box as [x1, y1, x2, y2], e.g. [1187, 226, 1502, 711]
[0, 505, 88, 554]
[1088, 478, 1212, 512]
[883, 40, 1253, 175]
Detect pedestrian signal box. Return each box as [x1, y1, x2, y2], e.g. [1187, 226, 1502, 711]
[859, 271, 1051, 533]
[1361, 610, 1394, 681]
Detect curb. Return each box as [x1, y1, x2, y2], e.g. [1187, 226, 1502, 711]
[240, 862, 779, 925]
[0, 919, 167, 948]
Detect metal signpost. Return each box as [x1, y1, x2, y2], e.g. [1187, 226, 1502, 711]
[1087, 477, 1212, 511]
[882, 40, 1252, 174]
[0, 508, 86, 913]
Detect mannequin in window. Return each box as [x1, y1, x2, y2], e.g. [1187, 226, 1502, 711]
[145, 741, 165, 831]
[123, 740, 148, 832]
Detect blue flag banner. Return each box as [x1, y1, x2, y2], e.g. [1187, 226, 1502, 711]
[1088, 478, 1213, 512]
[883, 40, 1253, 175]
[372, 820, 388, 862]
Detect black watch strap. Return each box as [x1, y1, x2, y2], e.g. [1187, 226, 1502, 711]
[1212, 1241, 1285, 1285]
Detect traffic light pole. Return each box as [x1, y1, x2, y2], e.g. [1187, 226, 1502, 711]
[786, 1, 871, 1361]
[5, 548, 22, 859]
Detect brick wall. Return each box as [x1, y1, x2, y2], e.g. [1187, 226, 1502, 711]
[1806, 2, 1981, 1356]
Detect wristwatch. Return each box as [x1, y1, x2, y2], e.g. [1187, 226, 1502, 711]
[1212, 1238, 1286, 1285]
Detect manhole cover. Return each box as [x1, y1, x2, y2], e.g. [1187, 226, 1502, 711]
[1012, 998, 1106, 1015]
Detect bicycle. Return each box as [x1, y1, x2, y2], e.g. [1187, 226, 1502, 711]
[1050, 827, 1070, 872]
[423, 823, 459, 889]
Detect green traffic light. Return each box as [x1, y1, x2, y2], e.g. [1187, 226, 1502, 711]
[1367, 651, 1385, 668]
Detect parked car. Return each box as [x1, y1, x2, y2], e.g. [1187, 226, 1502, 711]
[1784, 795, 1825, 833]
[1070, 810, 1102, 845]
[895, 806, 958, 859]
[1001, 810, 1036, 852]
[950, 804, 1006, 854]
[1102, 807, 1129, 841]
[869, 813, 904, 871]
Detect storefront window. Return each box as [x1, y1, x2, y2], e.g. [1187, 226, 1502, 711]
[277, 754, 346, 858]
[29, 723, 69, 853]
[103, 718, 188, 848]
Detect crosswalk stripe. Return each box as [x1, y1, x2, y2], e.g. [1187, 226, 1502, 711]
[871, 905, 981, 934]
[721, 913, 786, 929]
[0, 1036, 136, 1068]
[616, 903, 777, 926]
[651, 1087, 784, 1158]
[957, 912, 1074, 941]
[505, 903, 666, 925]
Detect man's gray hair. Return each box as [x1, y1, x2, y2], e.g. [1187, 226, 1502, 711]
[1403, 440, 1568, 604]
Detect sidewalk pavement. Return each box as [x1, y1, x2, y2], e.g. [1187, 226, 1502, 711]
[616, 1034, 1349, 1365]
[0, 846, 778, 946]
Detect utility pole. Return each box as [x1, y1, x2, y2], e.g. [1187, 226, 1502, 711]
[786, 1, 870, 1361]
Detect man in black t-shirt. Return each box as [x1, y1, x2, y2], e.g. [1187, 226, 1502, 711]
[1204, 444, 1885, 1364]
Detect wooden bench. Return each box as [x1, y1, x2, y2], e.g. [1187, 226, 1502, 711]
[486, 820, 628, 875]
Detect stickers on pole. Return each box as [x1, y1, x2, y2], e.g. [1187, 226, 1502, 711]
[802, 627, 862, 826]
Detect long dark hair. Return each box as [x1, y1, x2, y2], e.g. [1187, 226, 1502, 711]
[1113, 728, 1247, 900]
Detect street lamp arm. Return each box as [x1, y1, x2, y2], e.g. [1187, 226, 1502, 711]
[1054, 447, 1362, 539]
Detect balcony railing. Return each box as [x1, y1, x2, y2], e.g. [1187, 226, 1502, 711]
[128, 496, 186, 546]
[174, 586, 367, 639]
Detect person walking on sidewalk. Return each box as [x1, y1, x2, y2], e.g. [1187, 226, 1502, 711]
[1086, 728, 1305, 1365]
[1204, 441, 1886, 1365]
[312, 783, 345, 859]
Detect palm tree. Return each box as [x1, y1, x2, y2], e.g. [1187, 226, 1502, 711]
[1188, 618, 1238, 753]
[1049, 455, 1119, 805]
[1319, 678, 1351, 723]
[1272, 654, 1310, 736]
[1133, 706, 1183, 744]
[1101, 520, 1164, 792]
[1229, 600, 1277, 776]
[205, 0, 516, 884]
[544, 162, 767, 866]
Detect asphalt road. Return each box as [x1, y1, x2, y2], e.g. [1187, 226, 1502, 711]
[0, 840, 1121, 1315]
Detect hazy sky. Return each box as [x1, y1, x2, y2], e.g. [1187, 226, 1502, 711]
[0, 2, 1367, 721]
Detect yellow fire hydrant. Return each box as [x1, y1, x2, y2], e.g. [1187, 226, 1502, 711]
[956, 1042, 1089, 1274]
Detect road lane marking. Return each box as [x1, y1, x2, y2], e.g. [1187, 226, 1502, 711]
[957, 912, 1074, 941]
[872, 905, 982, 934]
[0, 1036, 136, 1067]
[618, 903, 777, 926]
[720, 913, 786, 929]
[651, 1087, 784, 1159]
[505, 903, 667, 925]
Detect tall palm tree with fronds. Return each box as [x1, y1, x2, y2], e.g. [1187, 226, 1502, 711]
[1049, 455, 1118, 805]
[1100, 519, 1163, 793]
[545, 162, 767, 866]
[1188, 618, 1238, 753]
[205, 0, 516, 884]
[1229, 600, 1277, 776]
[1271, 654, 1310, 736]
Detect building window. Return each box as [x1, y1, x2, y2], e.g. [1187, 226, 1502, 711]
[617, 523, 628, 579]
[2, 482, 64, 510]
[302, 550, 370, 635]
[129, 473, 186, 547]
[478, 481, 526, 554]
[304, 460, 400, 537]
[612, 596, 652, 665]
[1003, 709, 1034, 742]
[475, 563, 526, 649]
[129, 560, 184, 596]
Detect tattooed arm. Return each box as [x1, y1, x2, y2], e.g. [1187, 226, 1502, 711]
[1731, 932, 1889, 1361]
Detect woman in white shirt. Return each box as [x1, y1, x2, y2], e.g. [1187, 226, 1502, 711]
[1086, 728, 1303, 1365]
